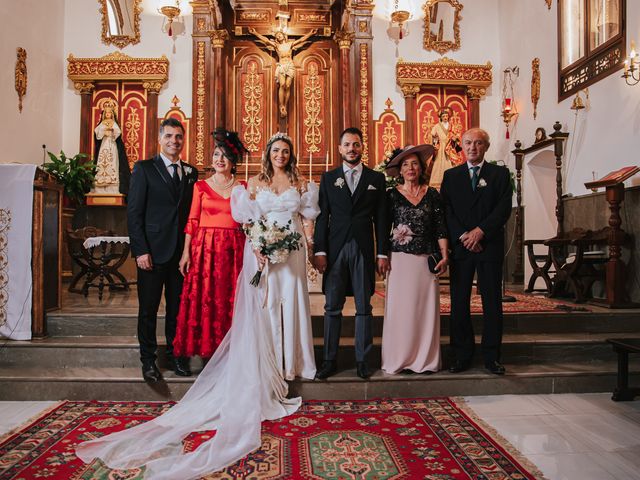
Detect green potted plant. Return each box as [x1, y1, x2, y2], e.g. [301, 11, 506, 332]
[43, 151, 96, 206]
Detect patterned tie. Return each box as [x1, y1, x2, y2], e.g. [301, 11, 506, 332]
[470, 166, 480, 192]
[346, 168, 358, 194]
[170, 163, 181, 191]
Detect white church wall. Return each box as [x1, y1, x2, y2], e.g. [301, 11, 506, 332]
[61, 0, 193, 158]
[371, 0, 503, 164]
[496, 0, 640, 287]
[0, 0, 65, 165]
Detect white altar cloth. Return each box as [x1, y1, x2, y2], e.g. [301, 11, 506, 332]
[0, 164, 37, 340]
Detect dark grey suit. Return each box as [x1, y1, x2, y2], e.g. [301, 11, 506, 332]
[314, 165, 389, 362]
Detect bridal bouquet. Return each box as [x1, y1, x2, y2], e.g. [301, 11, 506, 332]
[244, 217, 302, 287]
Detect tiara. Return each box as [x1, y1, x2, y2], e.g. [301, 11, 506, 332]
[267, 132, 292, 144]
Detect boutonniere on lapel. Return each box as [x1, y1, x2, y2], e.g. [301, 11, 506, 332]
[334, 178, 345, 189]
[478, 178, 488, 188]
[184, 165, 193, 176]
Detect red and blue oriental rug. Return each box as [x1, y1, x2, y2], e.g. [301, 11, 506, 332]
[0, 398, 545, 479]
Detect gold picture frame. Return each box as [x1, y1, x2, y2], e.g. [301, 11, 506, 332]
[99, 0, 142, 49]
[423, 0, 463, 55]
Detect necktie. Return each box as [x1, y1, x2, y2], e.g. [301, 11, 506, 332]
[470, 166, 480, 191]
[347, 168, 358, 193]
[170, 163, 181, 191]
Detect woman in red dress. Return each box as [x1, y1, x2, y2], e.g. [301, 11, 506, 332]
[173, 128, 248, 372]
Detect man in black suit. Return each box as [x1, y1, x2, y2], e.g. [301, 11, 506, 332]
[440, 128, 512, 375]
[127, 118, 198, 382]
[313, 128, 390, 380]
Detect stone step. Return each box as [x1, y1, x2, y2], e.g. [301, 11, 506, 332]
[2, 333, 636, 369]
[0, 362, 638, 401]
[46, 310, 640, 337]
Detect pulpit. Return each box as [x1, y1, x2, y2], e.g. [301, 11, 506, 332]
[32, 168, 63, 336]
[584, 166, 640, 308]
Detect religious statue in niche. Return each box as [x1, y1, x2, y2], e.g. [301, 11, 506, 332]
[91, 99, 130, 196]
[429, 107, 462, 190]
[15, 48, 27, 113]
[249, 27, 317, 118]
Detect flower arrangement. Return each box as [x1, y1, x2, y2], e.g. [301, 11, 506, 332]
[373, 149, 400, 190]
[43, 151, 96, 204]
[244, 218, 302, 286]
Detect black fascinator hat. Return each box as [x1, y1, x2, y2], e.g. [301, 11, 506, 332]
[212, 128, 248, 165]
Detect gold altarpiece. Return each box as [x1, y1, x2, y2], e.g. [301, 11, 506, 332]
[189, 0, 375, 176]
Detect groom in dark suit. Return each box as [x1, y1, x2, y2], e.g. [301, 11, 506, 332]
[313, 127, 390, 379]
[440, 128, 512, 375]
[127, 118, 198, 382]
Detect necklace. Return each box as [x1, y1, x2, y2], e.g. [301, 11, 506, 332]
[212, 174, 235, 189]
[402, 184, 423, 197]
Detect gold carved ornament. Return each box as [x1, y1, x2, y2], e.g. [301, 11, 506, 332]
[423, 0, 463, 55]
[545, 0, 552, 9]
[359, 43, 369, 163]
[67, 52, 169, 90]
[0, 209, 10, 327]
[303, 63, 323, 154]
[98, 0, 142, 49]
[334, 30, 355, 50]
[242, 62, 264, 153]
[396, 58, 492, 99]
[195, 42, 206, 166]
[210, 29, 229, 49]
[15, 48, 27, 113]
[531, 57, 541, 119]
[125, 107, 141, 167]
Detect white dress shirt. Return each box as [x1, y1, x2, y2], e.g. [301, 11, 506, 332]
[160, 153, 182, 180]
[466, 159, 485, 178]
[343, 162, 363, 192]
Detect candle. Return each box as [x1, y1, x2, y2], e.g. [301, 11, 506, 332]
[309, 151, 312, 179]
[504, 97, 512, 113]
[245, 153, 249, 180]
[325, 151, 329, 171]
[624, 59, 629, 74]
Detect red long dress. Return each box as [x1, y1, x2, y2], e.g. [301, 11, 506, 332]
[173, 180, 246, 358]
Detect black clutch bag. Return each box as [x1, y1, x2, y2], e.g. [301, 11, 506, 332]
[428, 251, 443, 274]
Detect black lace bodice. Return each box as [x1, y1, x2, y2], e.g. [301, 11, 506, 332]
[387, 187, 448, 255]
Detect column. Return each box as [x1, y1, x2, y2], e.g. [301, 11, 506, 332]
[210, 29, 229, 131]
[143, 82, 162, 157]
[74, 81, 95, 157]
[400, 84, 419, 146]
[334, 29, 355, 131]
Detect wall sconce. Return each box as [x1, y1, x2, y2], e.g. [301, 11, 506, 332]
[570, 88, 589, 111]
[158, 0, 184, 38]
[501, 66, 519, 139]
[622, 40, 639, 86]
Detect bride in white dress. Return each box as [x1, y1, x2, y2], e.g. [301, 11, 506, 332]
[75, 132, 319, 479]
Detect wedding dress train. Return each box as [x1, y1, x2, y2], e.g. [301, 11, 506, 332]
[76, 183, 319, 480]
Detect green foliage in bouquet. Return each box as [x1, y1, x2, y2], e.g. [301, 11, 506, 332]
[373, 148, 401, 190]
[43, 151, 96, 204]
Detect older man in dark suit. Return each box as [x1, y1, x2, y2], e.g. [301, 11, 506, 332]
[127, 118, 198, 382]
[440, 128, 512, 375]
[313, 127, 390, 380]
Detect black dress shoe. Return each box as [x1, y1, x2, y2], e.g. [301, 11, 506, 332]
[173, 357, 192, 377]
[142, 362, 161, 383]
[485, 361, 506, 375]
[356, 362, 370, 379]
[448, 360, 471, 373]
[315, 361, 337, 380]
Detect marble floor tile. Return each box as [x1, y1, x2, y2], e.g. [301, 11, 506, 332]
[551, 412, 640, 452]
[526, 453, 618, 480]
[477, 415, 593, 454]
[462, 394, 556, 417]
[591, 451, 640, 480]
[0, 401, 57, 435]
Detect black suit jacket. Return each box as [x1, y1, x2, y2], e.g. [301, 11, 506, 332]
[314, 165, 390, 294]
[127, 156, 198, 264]
[440, 161, 512, 262]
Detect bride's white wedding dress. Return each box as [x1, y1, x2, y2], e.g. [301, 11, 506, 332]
[75, 183, 319, 480]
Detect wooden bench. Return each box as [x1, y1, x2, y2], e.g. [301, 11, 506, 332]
[607, 338, 640, 401]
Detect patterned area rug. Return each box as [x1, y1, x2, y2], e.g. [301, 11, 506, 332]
[374, 288, 590, 314]
[0, 398, 545, 479]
